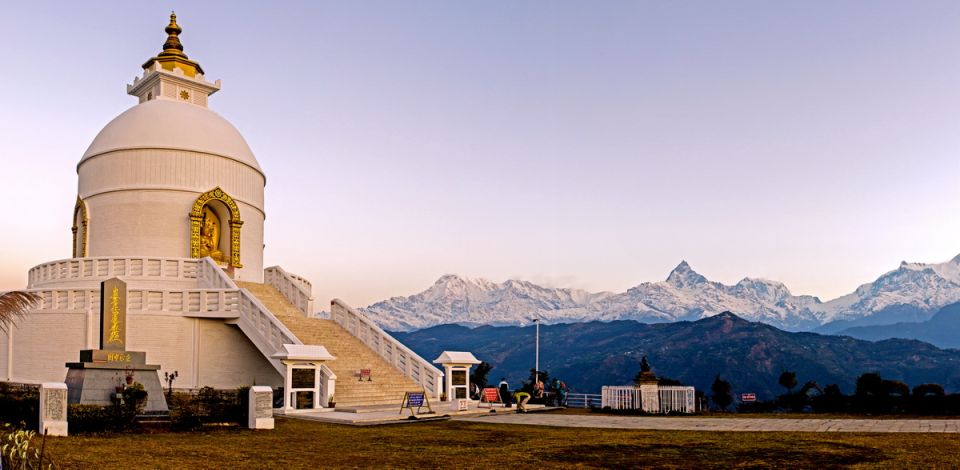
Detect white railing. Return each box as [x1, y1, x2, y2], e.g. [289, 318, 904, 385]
[127, 289, 239, 317]
[330, 299, 443, 398]
[234, 286, 303, 375]
[28, 257, 200, 288]
[602, 386, 643, 411]
[20, 288, 238, 318]
[601, 385, 697, 413]
[319, 363, 337, 406]
[658, 386, 697, 414]
[264, 266, 314, 316]
[198, 257, 238, 289]
[288, 273, 312, 294]
[199, 258, 303, 375]
[566, 393, 602, 408]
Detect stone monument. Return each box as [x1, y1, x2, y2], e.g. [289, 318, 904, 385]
[635, 355, 660, 413]
[39, 382, 68, 436]
[64, 278, 168, 412]
[248, 386, 274, 429]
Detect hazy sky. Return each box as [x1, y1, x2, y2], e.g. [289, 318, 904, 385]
[4, 1, 960, 307]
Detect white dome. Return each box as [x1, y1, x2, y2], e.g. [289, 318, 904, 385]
[80, 99, 262, 174]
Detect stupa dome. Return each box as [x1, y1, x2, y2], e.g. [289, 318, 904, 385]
[79, 99, 262, 174]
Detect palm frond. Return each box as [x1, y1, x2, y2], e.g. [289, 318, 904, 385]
[0, 291, 40, 332]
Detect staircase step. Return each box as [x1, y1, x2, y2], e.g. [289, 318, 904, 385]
[238, 282, 429, 408]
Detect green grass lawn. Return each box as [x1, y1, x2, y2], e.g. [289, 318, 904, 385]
[42, 417, 960, 469]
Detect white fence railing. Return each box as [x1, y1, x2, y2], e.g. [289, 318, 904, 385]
[658, 386, 697, 414]
[566, 393, 602, 409]
[264, 266, 315, 317]
[198, 257, 237, 289]
[19, 288, 239, 318]
[234, 288, 303, 376]
[198, 258, 303, 375]
[601, 385, 697, 414]
[330, 299, 443, 398]
[28, 257, 200, 288]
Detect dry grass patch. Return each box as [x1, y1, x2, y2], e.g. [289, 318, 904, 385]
[44, 417, 960, 469]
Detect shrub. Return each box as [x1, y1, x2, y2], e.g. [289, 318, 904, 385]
[170, 394, 202, 432]
[0, 383, 39, 429]
[68, 404, 114, 433]
[122, 382, 148, 415]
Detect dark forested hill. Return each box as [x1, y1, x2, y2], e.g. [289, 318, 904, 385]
[393, 312, 960, 400]
[837, 302, 960, 349]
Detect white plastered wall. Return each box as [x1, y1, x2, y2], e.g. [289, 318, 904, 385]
[78, 149, 265, 282]
[4, 310, 280, 388]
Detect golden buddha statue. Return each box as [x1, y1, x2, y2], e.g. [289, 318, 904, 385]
[199, 206, 226, 263]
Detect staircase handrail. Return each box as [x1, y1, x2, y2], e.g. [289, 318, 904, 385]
[198, 258, 302, 375]
[330, 298, 443, 398]
[264, 266, 315, 317]
[198, 257, 238, 289]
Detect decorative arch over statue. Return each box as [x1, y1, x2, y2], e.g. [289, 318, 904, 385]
[190, 187, 243, 268]
[72, 196, 89, 258]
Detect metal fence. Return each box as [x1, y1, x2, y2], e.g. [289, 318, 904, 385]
[566, 393, 602, 408]
[601, 385, 697, 413]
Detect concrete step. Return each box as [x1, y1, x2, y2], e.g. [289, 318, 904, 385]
[238, 282, 426, 408]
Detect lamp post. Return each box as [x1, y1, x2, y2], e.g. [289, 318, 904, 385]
[532, 318, 540, 386]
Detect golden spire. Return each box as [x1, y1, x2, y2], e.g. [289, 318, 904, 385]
[159, 12, 187, 59]
[142, 11, 204, 76]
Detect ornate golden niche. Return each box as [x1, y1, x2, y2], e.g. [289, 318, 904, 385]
[72, 196, 88, 258]
[190, 187, 243, 268]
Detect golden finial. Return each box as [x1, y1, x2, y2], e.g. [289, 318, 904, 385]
[160, 11, 187, 58]
[143, 11, 204, 76]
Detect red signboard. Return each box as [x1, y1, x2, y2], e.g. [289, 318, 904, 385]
[741, 393, 756, 402]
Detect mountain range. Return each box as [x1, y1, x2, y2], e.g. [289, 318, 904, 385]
[838, 302, 960, 349]
[392, 313, 960, 399]
[362, 254, 960, 332]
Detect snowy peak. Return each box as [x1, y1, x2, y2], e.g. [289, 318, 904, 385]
[362, 253, 960, 333]
[665, 261, 708, 288]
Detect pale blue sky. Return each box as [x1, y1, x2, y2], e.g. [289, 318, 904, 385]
[4, 1, 960, 306]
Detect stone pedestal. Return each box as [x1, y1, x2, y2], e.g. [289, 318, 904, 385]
[639, 383, 660, 413]
[248, 386, 274, 430]
[39, 382, 68, 436]
[65, 349, 168, 412]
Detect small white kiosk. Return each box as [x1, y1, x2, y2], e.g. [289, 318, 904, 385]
[272, 344, 336, 411]
[433, 351, 481, 408]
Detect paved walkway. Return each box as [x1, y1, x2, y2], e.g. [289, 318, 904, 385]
[456, 413, 960, 433]
[279, 403, 548, 425]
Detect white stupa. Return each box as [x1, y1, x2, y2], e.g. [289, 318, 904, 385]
[3, 14, 443, 409]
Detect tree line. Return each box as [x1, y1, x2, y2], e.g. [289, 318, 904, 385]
[710, 371, 960, 414]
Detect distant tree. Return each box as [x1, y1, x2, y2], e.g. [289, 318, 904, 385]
[911, 384, 946, 415]
[855, 373, 884, 397]
[778, 371, 798, 395]
[882, 380, 910, 399]
[823, 384, 843, 397]
[812, 383, 847, 413]
[470, 361, 492, 389]
[521, 368, 550, 394]
[912, 383, 945, 398]
[711, 375, 733, 411]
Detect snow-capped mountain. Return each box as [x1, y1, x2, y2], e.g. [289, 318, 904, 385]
[361, 274, 611, 331]
[360, 254, 960, 332]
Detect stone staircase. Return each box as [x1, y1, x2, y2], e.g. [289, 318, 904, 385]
[237, 282, 425, 408]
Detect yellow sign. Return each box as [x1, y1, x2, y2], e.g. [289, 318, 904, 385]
[108, 287, 123, 345]
[99, 277, 127, 351]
